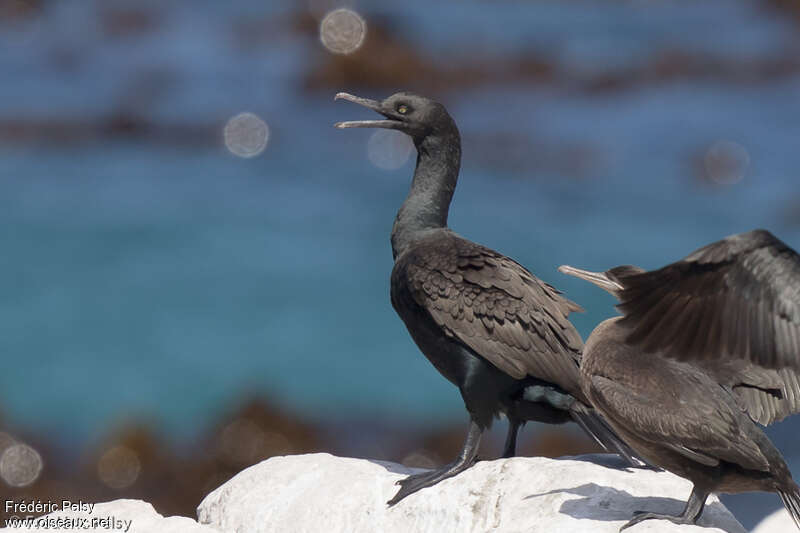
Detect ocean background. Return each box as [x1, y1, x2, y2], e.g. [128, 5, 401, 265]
[1, 0, 799, 527]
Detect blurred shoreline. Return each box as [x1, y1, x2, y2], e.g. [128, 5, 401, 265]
[0, 396, 600, 522]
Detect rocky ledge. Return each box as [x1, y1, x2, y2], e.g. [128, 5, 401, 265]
[3, 453, 761, 532]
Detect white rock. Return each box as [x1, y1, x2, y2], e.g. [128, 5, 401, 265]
[1, 499, 226, 533]
[198, 452, 746, 533]
[751, 507, 796, 533]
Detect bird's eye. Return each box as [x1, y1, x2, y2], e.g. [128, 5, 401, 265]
[397, 104, 409, 115]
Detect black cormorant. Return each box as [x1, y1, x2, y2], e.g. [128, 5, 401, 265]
[335, 91, 638, 505]
[560, 229, 800, 531]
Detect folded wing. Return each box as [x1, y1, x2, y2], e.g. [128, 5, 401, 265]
[588, 368, 770, 472]
[396, 233, 585, 396]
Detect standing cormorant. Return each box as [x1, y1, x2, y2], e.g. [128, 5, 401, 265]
[335, 91, 638, 505]
[560, 229, 800, 530]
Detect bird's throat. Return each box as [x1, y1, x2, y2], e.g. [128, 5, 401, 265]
[391, 133, 461, 259]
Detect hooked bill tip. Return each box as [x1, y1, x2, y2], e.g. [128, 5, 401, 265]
[558, 264, 597, 278]
[334, 92, 353, 101]
[558, 264, 622, 294]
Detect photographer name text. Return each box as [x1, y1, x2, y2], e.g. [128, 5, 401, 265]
[6, 500, 95, 515]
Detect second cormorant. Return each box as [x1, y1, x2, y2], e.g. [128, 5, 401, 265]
[560, 229, 800, 531]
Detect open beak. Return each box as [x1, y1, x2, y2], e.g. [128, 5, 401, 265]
[558, 265, 622, 295]
[334, 92, 405, 130]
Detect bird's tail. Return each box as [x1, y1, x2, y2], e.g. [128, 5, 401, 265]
[569, 402, 646, 468]
[778, 484, 800, 531]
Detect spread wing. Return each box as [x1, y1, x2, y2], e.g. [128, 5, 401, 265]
[588, 369, 771, 472]
[613, 229, 800, 371]
[395, 232, 584, 396]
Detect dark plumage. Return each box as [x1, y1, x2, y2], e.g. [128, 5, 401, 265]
[560, 229, 800, 531]
[567, 229, 800, 370]
[335, 91, 639, 505]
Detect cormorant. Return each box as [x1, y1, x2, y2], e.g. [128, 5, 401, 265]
[335, 91, 639, 505]
[560, 229, 800, 531]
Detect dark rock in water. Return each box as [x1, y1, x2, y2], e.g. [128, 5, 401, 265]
[302, 15, 441, 92]
[99, 7, 161, 38]
[766, 0, 800, 26]
[0, 115, 218, 146]
[299, 12, 555, 93]
[207, 398, 323, 469]
[299, 7, 800, 95]
[0, 0, 43, 22]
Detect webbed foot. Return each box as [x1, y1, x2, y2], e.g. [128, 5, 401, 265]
[619, 486, 708, 531]
[387, 419, 483, 506]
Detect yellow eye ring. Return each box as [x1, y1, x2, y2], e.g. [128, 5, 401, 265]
[397, 105, 408, 114]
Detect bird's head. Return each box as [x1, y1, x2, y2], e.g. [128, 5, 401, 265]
[334, 91, 456, 144]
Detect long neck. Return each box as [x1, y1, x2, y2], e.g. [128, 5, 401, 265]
[391, 129, 461, 258]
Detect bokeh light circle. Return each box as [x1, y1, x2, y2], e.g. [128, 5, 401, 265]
[0, 443, 43, 487]
[703, 140, 749, 185]
[218, 419, 292, 465]
[224, 112, 269, 158]
[367, 129, 414, 170]
[319, 8, 366, 55]
[97, 445, 141, 489]
[219, 419, 267, 464]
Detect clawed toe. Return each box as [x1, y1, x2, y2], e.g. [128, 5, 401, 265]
[387, 462, 474, 506]
[620, 511, 696, 531]
[620, 512, 654, 531]
[387, 471, 437, 505]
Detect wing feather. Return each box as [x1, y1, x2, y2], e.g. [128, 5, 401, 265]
[396, 232, 584, 396]
[613, 229, 800, 371]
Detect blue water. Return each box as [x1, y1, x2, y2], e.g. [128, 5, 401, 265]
[1, 0, 800, 527]
[4, 75, 800, 439]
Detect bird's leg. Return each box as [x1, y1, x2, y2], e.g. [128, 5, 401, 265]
[501, 415, 521, 458]
[387, 419, 482, 506]
[619, 485, 708, 531]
